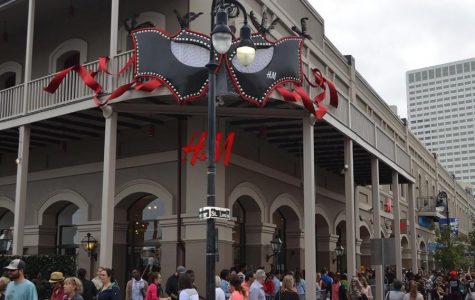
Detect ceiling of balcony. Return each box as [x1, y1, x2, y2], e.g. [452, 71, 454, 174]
[0, 95, 404, 185]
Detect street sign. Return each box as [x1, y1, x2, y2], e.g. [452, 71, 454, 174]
[370, 238, 396, 266]
[199, 206, 231, 220]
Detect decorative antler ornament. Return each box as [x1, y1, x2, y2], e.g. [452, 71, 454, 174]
[124, 15, 155, 34]
[291, 17, 312, 40]
[249, 11, 280, 37]
[174, 9, 203, 29]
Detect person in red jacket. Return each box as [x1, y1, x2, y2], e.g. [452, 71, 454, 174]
[263, 274, 275, 296]
[145, 272, 170, 300]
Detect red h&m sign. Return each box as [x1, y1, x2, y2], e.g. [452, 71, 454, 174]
[182, 132, 235, 166]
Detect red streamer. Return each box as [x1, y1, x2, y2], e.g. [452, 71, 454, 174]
[44, 64, 102, 95]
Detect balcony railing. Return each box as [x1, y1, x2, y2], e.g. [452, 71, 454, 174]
[0, 50, 414, 178]
[0, 84, 24, 119]
[0, 50, 134, 120]
[417, 196, 437, 212]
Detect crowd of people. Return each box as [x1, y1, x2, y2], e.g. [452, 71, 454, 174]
[2, 258, 475, 300]
[311, 267, 475, 300]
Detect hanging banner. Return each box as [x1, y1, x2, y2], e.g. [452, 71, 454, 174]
[439, 218, 459, 236]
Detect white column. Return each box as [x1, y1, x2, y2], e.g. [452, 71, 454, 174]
[22, 0, 35, 114]
[408, 183, 418, 272]
[99, 111, 117, 267]
[109, 0, 119, 90]
[392, 171, 403, 279]
[344, 138, 356, 277]
[303, 116, 316, 298]
[110, 0, 119, 57]
[371, 157, 384, 300]
[12, 125, 30, 255]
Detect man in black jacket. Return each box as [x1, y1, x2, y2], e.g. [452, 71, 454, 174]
[165, 266, 186, 300]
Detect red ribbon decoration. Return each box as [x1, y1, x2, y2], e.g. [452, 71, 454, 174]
[93, 78, 164, 107]
[275, 68, 338, 119]
[92, 53, 136, 78]
[275, 84, 331, 119]
[305, 68, 339, 108]
[44, 64, 102, 95]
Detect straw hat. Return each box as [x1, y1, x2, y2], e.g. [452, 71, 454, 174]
[49, 272, 65, 283]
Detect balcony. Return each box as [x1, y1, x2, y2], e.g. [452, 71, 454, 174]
[0, 51, 134, 122]
[416, 196, 446, 221]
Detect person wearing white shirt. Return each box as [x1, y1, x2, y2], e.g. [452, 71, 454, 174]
[249, 270, 266, 300]
[216, 276, 226, 300]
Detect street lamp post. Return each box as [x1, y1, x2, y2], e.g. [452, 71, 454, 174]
[335, 237, 344, 274]
[272, 236, 283, 272]
[81, 233, 97, 276]
[206, 2, 255, 300]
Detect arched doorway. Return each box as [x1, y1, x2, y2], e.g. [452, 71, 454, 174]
[336, 221, 347, 273]
[419, 240, 427, 270]
[401, 236, 411, 270]
[231, 195, 262, 270]
[315, 213, 330, 272]
[115, 193, 166, 280]
[271, 205, 301, 272]
[42, 201, 81, 255]
[0, 207, 13, 254]
[359, 225, 371, 269]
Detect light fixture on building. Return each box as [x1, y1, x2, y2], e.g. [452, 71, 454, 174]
[211, 8, 233, 55]
[334, 237, 344, 273]
[266, 236, 283, 262]
[15, 157, 21, 165]
[235, 23, 255, 66]
[81, 233, 97, 260]
[210, 4, 256, 66]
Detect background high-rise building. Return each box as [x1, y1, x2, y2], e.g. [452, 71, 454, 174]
[407, 58, 475, 185]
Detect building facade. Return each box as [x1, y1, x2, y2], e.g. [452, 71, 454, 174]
[0, 0, 474, 299]
[407, 58, 475, 186]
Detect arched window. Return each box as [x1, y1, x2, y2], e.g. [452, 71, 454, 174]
[0, 61, 22, 90]
[49, 39, 87, 73]
[0, 209, 14, 255]
[57, 51, 80, 71]
[118, 11, 166, 53]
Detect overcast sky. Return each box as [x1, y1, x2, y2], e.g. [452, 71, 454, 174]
[308, 0, 475, 118]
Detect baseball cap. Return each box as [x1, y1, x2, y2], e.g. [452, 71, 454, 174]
[176, 265, 187, 273]
[4, 259, 26, 270]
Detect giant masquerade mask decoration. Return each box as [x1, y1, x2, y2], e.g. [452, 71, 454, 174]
[44, 10, 338, 119]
